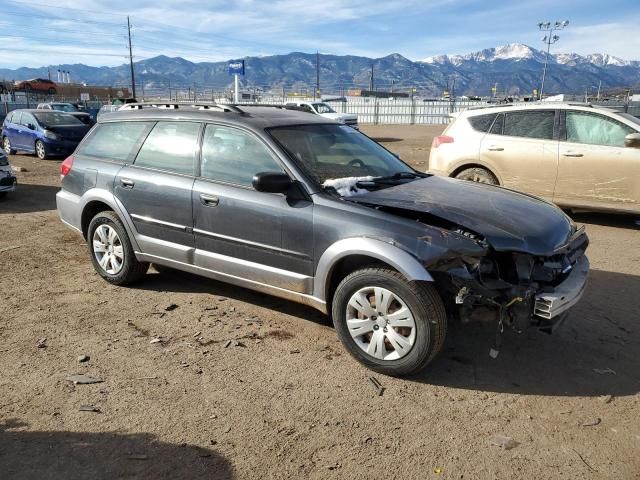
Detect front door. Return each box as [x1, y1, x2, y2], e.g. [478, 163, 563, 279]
[114, 121, 202, 263]
[554, 110, 640, 212]
[192, 124, 314, 294]
[19, 112, 39, 153]
[479, 109, 559, 200]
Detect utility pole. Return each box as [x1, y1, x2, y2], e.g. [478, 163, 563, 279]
[537, 20, 569, 100]
[127, 16, 136, 99]
[370, 64, 374, 91]
[315, 51, 320, 100]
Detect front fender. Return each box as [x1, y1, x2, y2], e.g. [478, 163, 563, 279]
[313, 237, 433, 301]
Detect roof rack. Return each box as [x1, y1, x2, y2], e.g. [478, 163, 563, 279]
[112, 102, 312, 116]
[116, 102, 244, 113]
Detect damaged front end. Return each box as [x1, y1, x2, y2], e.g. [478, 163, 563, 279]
[435, 227, 589, 333]
[345, 175, 590, 353]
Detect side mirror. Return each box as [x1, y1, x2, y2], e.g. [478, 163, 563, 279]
[253, 172, 292, 194]
[624, 133, 640, 148]
[27, 123, 36, 130]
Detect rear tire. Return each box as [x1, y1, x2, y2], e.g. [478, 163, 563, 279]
[331, 267, 447, 377]
[47, 87, 56, 95]
[88, 211, 149, 285]
[3, 137, 16, 155]
[455, 167, 498, 185]
[35, 140, 48, 160]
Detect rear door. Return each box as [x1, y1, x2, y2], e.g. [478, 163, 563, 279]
[192, 124, 314, 294]
[114, 121, 202, 263]
[479, 109, 559, 199]
[3, 112, 21, 149]
[554, 110, 639, 212]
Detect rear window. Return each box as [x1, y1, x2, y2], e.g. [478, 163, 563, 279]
[468, 113, 497, 132]
[503, 111, 555, 140]
[77, 122, 153, 162]
[134, 121, 201, 175]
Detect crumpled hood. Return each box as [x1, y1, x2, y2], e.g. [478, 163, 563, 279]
[348, 176, 575, 255]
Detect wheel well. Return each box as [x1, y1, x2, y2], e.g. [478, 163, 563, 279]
[81, 201, 113, 238]
[450, 163, 500, 184]
[325, 255, 397, 312]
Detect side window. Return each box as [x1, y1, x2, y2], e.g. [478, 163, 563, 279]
[468, 113, 497, 133]
[20, 113, 36, 127]
[201, 125, 283, 187]
[489, 114, 504, 135]
[300, 104, 313, 113]
[566, 112, 633, 147]
[135, 122, 201, 175]
[503, 111, 555, 140]
[6, 112, 15, 123]
[77, 121, 154, 162]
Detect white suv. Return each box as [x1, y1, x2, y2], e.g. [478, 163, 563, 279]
[428, 103, 640, 213]
[285, 101, 358, 129]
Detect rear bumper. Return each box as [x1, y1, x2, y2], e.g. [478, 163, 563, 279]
[534, 255, 589, 322]
[56, 189, 83, 235]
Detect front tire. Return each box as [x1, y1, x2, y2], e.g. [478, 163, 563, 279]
[455, 167, 498, 185]
[332, 268, 447, 377]
[35, 140, 48, 160]
[87, 211, 149, 285]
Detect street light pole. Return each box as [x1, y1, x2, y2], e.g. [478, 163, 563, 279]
[537, 20, 569, 100]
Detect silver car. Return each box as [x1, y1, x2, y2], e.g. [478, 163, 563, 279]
[429, 103, 640, 213]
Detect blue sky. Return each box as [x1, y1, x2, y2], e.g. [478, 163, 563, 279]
[0, 0, 638, 68]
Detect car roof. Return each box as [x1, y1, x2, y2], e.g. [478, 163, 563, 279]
[101, 105, 332, 130]
[461, 102, 623, 116]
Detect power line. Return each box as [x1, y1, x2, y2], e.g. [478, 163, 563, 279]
[5, 0, 126, 17]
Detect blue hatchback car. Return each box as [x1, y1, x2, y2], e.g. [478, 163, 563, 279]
[2, 109, 91, 159]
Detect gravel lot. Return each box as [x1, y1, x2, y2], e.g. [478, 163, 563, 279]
[1, 125, 639, 479]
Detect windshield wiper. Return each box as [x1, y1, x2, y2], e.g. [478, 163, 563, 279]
[358, 171, 429, 184]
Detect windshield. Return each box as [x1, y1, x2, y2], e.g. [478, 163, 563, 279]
[51, 103, 78, 112]
[33, 112, 83, 127]
[616, 112, 640, 129]
[268, 124, 414, 186]
[313, 103, 335, 114]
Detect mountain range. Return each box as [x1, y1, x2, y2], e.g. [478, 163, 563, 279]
[0, 43, 638, 97]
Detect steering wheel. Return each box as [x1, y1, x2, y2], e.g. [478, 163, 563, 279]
[348, 158, 365, 168]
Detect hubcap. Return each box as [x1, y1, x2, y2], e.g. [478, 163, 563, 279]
[346, 286, 416, 361]
[92, 225, 124, 275]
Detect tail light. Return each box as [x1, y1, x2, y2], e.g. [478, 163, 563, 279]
[432, 135, 454, 148]
[60, 155, 74, 178]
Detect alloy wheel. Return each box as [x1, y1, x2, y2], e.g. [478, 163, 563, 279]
[35, 141, 46, 159]
[3, 138, 11, 155]
[92, 224, 124, 275]
[345, 286, 416, 361]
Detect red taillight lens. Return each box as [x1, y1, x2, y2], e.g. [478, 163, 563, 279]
[432, 135, 454, 148]
[60, 155, 74, 178]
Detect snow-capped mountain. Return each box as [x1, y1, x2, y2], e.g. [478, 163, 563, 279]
[421, 43, 632, 67]
[0, 44, 637, 97]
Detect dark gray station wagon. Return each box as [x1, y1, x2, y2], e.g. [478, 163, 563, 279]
[57, 104, 589, 376]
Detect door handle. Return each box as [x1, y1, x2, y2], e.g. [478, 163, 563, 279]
[487, 145, 504, 151]
[199, 193, 219, 206]
[562, 151, 583, 157]
[120, 178, 135, 188]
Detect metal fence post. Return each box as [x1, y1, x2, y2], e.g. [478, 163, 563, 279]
[374, 98, 379, 125]
[411, 98, 416, 125]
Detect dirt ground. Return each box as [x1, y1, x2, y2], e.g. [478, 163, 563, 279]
[1, 124, 639, 480]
